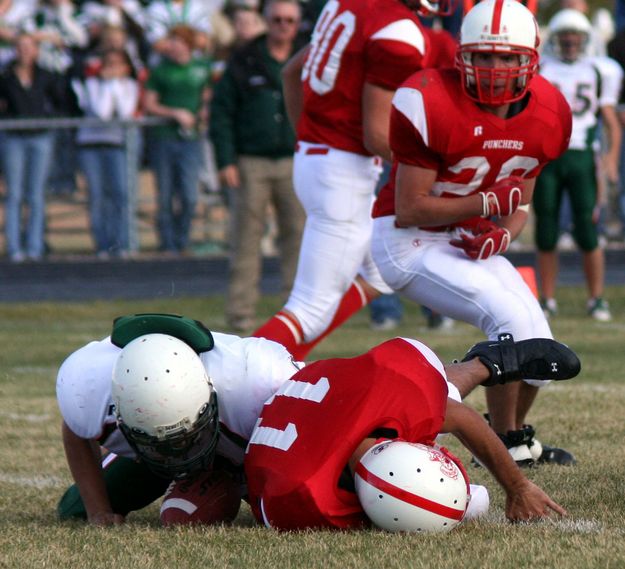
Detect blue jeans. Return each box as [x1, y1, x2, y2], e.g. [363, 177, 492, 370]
[48, 129, 78, 195]
[79, 145, 129, 254]
[150, 136, 201, 252]
[1, 132, 54, 258]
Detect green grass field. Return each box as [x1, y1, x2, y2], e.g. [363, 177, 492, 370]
[1, 286, 624, 569]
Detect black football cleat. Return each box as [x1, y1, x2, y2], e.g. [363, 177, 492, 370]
[461, 333, 581, 387]
[522, 424, 577, 466]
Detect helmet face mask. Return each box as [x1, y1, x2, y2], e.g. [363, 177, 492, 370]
[548, 9, 592, 63]
[112, 333, 220, 480]
[455, 0, 539, 106]
[119, 392, 219, 480]
[456, 46, 539, 105]
[553, 31, 588, 63]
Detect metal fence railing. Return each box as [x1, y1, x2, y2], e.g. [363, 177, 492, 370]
[0, 116, 172, 253]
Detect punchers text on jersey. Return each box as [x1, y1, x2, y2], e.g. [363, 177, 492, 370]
[372, 68, 572, 222]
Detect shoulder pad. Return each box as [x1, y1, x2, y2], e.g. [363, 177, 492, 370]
[111, 313, 214, 353]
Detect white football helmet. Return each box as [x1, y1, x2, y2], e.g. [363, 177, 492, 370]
[112, 333, 219, 479]
[355, 440, 469, 533]
[455, 0, 540, 105]
[548, 9, 591, 63]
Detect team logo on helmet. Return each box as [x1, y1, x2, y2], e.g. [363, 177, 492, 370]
[428, 448, 460, 480]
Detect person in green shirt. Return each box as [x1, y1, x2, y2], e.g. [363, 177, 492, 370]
[144, 24, 211, 254]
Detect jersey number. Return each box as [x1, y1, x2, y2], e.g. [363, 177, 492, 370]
[435, 155, 539, 197]
[302, 0, 355, 95]
[246, 376, 330, 452]
[552, 81, 596, 117]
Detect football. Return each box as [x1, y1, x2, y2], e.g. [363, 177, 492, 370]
[160, 469, 242, 527]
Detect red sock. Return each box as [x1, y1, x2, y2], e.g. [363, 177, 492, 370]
[290, 280, 372, 360]
[252, 310, 304, 355]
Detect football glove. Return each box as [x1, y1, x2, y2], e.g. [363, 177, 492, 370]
[478, 176, 523, 218]
[450, 219, 510, 260]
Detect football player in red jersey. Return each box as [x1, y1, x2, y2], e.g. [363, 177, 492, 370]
[371, 0, 574, 467]
[253, 0, 455, 359]
[245, 336, 578, 530]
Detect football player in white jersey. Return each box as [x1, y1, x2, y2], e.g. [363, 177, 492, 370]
[535, 9, 622, 322]
[56, 314, 301, 526]
[55, 313, 579, 526]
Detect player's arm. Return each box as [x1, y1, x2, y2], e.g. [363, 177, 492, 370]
[282, 45, 309, 129]
[599, 104, 622, 185]
[394, 163, 484, 227]
[441, 399, 566, 522]
[497, 177, 535, 240]
[362, 83, 394, 162]
[62, 421, 124, 526]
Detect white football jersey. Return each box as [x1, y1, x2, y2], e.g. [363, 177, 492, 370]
[540, 54, 621, 151]
[56, 333, 302, 464]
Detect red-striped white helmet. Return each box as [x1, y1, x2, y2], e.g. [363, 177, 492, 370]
[455, 0, 540, 105]
[355, 440, 469, 533]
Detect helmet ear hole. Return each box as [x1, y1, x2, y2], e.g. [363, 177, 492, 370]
[355, 441, 469, 533]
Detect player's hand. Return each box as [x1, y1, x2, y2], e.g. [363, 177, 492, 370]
[88, 511, 125, 526]
[505, 480, 566, 523]
[478, 176, 523, 217]
[450, 219, 510, 260]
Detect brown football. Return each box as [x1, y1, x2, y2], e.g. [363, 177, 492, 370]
[160, 469, 241, 527]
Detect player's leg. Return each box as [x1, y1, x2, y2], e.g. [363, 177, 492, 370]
[372, 219, 565, 464]
[533, 158, 564, 314]
[254, 147, 382, 352]
[58, 451, 171, 520]
[291, 248, 395, 359]
[446, 335, 579, 398]
[226, 156, 272, 331]
[568, 149, 611, 320]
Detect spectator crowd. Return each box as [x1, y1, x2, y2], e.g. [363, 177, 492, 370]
[0, 0, 624, 326]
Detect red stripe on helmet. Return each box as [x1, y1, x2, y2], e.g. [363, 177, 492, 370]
[355, 462, 466, 521]
[491, 0, 504, 34]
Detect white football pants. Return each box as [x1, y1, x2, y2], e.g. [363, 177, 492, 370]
[284, 143, 392, 340]
[372, 216, 552, 386]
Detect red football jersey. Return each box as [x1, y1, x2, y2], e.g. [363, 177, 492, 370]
[244, 338, 449, 530]
[372, 69, 572, 222]
[297, 0, 428, 156]
[423, 27, 456, 69]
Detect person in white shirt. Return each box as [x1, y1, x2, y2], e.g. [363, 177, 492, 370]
[71, 48, 139, 258]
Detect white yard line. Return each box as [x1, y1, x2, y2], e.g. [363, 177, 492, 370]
[0, 411, 51, 422]
[0, 472, 65, 489]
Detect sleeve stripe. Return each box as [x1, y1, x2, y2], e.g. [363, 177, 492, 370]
[370, 19, 425, 55]
[393, 86, 429, 146]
